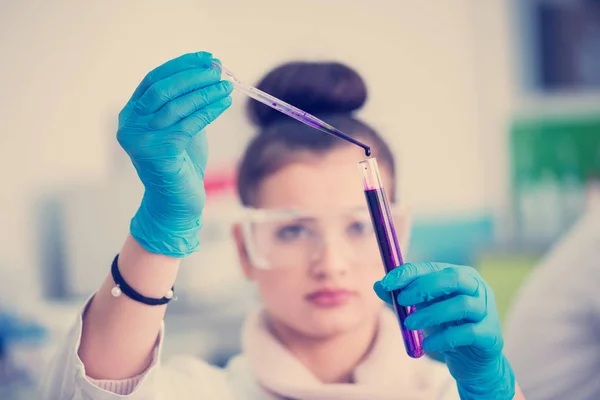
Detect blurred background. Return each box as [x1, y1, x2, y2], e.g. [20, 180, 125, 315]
[1, 0, 599, 397]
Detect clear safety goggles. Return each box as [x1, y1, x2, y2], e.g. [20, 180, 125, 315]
[239, 205, 410, 270]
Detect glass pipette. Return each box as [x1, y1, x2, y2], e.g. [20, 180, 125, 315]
[212, 61, 371, 157]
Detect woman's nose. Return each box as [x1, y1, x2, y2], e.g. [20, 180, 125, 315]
[308, 240, 351, 278]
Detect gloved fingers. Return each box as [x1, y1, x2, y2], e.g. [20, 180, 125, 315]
[136, 67, 223, 116]
[396, 266, 480, 306]
[175, 96, 232, 136]
[185, 130, 209, 176]
[423, 321, 503, 354]
[381, 262, 455, 291]
[375, 272, 468, 308]
[373, 280, 393, 304]
[422, 323, 479, 352]
[150, 81, 234, 130]
[129, 52, 214, 103]
[413, 294, 452, 311]
[404, 294, 487, 330]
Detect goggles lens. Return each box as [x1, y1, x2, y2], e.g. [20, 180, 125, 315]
[241, 206, 409, 270]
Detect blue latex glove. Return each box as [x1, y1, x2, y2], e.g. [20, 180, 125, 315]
[374, 262, 515, 400]
[117, 52, 233, 257]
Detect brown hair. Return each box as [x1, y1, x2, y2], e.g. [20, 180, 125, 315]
[237, 61, 396, 206]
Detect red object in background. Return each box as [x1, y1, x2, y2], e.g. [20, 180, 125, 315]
[203, 166, 237, 199]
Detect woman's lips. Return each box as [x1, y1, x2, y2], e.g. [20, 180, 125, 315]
[305, 289, 355, 307]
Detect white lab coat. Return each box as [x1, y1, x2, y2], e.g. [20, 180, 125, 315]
[504, 209, 600, 400]
[39, 299, 460, 399]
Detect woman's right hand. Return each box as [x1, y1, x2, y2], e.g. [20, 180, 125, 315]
[117, 52, 233, 257]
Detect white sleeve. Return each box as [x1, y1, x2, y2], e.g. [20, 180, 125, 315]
[38, 298, 234, 400]
[503, 210, 600, 399]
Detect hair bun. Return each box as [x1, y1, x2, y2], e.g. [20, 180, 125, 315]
[247, 61, 367, 128]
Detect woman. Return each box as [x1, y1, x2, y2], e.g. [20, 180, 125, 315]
[40, 52, 523, 399]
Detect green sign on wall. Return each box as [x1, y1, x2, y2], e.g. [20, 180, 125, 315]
[510, 113, 600, 246]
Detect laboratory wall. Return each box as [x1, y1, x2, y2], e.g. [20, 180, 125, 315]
[0, 0, 492, 300]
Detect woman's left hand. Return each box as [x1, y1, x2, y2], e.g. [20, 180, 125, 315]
[374, 262, 516, 400]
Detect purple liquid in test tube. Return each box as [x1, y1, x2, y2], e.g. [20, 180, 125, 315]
[358, 158, 424, 358]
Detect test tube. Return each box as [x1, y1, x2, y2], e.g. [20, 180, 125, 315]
[358, 158, 425, 358]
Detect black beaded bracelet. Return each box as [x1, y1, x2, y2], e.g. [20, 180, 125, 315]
[110, 254, 176, 306]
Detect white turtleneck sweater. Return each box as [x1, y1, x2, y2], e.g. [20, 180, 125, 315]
[40, 301, 459, 399]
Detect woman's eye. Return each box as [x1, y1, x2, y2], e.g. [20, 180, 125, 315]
[347, 220, 373, 237]
[275, 224, 309, 241]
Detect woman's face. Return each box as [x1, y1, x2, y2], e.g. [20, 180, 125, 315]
[233, 146, 409, 339]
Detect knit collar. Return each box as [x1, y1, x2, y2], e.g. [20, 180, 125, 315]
[241, 307, 440, 400]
